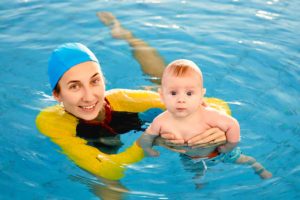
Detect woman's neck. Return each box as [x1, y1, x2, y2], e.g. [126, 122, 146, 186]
[96, 105, 106, 121]
[81, 105, 106, 125]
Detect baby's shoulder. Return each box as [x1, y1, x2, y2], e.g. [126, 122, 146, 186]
[151, 111, 168, 124]
[203, 106, 238, 128]
[203, 106, 230, 119]
[147, 111, 170, 133]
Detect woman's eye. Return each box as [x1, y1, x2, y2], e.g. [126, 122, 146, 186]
[170, 91, 177, 96]
[91, 78, 101, 85]
[186, 91, 193, 96]
[69, 84, 80, 91]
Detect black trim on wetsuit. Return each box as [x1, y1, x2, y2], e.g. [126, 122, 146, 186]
[76, 111, 143, 154]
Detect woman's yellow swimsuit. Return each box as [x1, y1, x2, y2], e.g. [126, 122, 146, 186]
[36, 89, 231, 180]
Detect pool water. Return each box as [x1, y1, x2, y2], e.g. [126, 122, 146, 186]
[0, 0, 299, 199]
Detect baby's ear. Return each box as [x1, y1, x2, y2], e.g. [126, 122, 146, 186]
[158, 87, 162, 96]
[158, 87, 164, 100]
[202, 88, 206, 96]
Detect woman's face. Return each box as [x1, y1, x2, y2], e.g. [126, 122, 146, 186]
[53, 61, 105, 121]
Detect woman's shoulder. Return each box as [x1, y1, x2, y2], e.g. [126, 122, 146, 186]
[105, 89, 165, 112]
[36, 105, 78, 137]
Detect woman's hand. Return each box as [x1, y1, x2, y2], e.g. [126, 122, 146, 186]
[153, 128, 226, 153]
[159, 132, 185, 145]
[99, 135, 123, 146]
[153, 133, 187, 153]
[187, 127, 226, 148]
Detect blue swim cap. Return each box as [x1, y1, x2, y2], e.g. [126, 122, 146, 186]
[48, 43, 99, 91]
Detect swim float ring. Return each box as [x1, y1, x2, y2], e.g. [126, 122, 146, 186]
[36, 89, 231, 180]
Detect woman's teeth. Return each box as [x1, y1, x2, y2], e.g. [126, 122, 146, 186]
[81, 103, 96, 110]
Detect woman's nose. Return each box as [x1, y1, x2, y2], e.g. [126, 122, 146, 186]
[82, 86, 94, 101]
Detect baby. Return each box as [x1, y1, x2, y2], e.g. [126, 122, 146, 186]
[138, 59, 272, 179]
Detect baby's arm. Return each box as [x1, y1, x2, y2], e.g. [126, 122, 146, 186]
[137, 117, 162, 157]
[218, 116, 240, 153]
[208, 109, 240, 153]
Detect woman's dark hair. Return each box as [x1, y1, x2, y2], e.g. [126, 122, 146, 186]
[53, 83, 61, 94]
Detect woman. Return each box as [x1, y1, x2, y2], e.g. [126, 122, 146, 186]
[36, 12, 226, 199]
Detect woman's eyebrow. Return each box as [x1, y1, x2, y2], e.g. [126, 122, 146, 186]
[67, 80, 80, 85]
[91, 73, 100, 78]
[67, 73, 100, 84]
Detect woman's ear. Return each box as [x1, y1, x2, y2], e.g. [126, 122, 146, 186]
[52, 91, 62, 102]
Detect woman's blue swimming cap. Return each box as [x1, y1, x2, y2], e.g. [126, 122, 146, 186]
[48, 43, 99, 91]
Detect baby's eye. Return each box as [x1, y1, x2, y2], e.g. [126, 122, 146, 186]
[186, 91, 193, 96]
[170, 91, 177, 96]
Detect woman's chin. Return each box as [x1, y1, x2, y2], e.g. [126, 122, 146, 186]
[76, 107, 100, 121]
[78, 112, 99, 121]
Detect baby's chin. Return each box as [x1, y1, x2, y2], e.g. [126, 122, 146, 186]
[172, 111, 190, 118]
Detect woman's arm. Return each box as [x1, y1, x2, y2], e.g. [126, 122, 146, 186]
[36, 105, 144, 180]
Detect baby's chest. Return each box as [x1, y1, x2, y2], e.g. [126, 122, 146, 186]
[161, 122, 211, 141]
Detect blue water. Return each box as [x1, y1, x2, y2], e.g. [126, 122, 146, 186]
[0, 0, 299, 199]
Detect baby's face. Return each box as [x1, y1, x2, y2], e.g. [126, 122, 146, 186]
[160, 71, 205, 118]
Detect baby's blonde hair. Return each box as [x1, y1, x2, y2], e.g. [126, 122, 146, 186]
[162, 59, 203, 86]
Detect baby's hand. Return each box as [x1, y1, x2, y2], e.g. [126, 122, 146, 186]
[217, 142, 237, 153]
[217, 145, 227, 153]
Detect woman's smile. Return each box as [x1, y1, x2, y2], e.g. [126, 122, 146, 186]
[79, 102, 98, 112]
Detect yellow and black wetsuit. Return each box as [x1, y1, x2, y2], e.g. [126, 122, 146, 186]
[76, 98, 144, 154]
[36, 89, 230, 180]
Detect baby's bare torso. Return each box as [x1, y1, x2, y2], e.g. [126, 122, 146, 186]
[157, 107, 222, 157]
